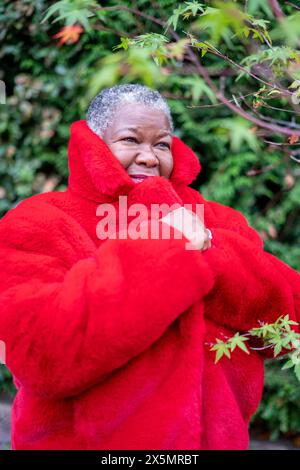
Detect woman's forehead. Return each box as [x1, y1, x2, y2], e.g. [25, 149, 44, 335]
[110, 102, 171, 132]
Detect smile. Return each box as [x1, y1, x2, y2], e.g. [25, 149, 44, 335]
[129, 174, 156, 183]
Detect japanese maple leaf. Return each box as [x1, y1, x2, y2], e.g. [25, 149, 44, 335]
[53, 25, 84, 46]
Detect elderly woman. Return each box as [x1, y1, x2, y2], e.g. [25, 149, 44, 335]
[0, 84, 299, 450]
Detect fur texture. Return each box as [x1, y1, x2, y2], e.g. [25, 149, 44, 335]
[0, 120, 299, 450]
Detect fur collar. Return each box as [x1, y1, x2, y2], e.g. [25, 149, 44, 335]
[67, 120, 202, 202]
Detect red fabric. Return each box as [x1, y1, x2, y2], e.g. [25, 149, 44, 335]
[0, 120, 299, 450]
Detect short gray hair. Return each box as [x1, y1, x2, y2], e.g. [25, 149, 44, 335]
[86, 84, 173, 137]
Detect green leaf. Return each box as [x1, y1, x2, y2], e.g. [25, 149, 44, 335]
[113, 37, 131, 51]
[210, 338, 232, 363]
[184, 1, 205, 17]
[180, 75, 217, 104]
[294, 364, 300, 383]
[41, 1, 65, 24]
[247, 0, 273, 19]
[228, 333, 250, 354]
[165, 1, 204, 32]
[41, 0, 96, 30]
[274, 342, 283, 357]
[215, 348, 223, 363]
[281, 360, 294, 370]
[250, 323, 276, 338]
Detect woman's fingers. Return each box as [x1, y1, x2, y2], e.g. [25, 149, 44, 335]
[159, 207, 210, 251]
[201, 229, 212, 251]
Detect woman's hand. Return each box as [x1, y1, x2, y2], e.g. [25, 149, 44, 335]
[159, 206, 212, 251]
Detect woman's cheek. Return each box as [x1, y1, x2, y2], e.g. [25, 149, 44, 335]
[110, 145, 134, 168]
[161, 153, 174, 177]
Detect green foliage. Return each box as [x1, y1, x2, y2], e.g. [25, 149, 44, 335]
[210, 315, 300, 383]
[210, 332, 250, 362]
[165, 2, 205, 31]
[0, 0, 299, 439]
[41, 0, 98, 30]
[271, 11, 300, 46]
[252, 360, 300, 439]
[0, 365, 16, 397]
[237, 46, 300, 81]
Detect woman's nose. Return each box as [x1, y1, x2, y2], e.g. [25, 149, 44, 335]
[135, 148, 159, 167]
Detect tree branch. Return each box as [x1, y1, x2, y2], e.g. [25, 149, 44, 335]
[269, 0, 285, 20]
[184, 45, 300, 137]
[99, 4, 300, 137]
[285, 1, 300, 11]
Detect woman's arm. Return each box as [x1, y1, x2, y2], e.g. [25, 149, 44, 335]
[0, 199, 214, 399]
[198, 196, 300, 331]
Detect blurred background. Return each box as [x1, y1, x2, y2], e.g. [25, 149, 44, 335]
[0, 0, 300, 449]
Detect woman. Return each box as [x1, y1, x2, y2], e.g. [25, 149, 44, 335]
[0, 84, 299, 450]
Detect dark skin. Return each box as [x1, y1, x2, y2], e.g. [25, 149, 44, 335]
[102, 102, 174, 178]
[102, 102, 211, 251]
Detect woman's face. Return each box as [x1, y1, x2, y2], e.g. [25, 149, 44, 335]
[102, 102, 173, 184]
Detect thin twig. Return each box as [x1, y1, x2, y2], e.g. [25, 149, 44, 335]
[101, 4, 294, 98]
[187, 91, 261, 109]
[260, 101, 300, 114]
[185, 44, 300, 136]
[184, 35, 294, 97]
[98, 4, 300, 136]
[97, 5, 165, 28]
[285, 1, 300, 10]
[239, 93, 300, 129]
[263, 139, 300, 146]
[93, 25, 135, 38]
[246, 164, 279, 176]
[249, 344, 274, 351]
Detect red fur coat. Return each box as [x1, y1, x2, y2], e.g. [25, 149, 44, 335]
[0, 120, 299, 450]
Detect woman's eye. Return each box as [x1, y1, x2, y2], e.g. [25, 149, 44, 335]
[157, 142, 170, 149]
[122, 137, 138, 143]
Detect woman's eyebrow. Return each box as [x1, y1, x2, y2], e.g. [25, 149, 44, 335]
[116, 127, 171, 137]
[157, 131, 172, 137]
[116, 126, 139, 133]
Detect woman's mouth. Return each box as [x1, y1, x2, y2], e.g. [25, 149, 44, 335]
[129, 174, 155, 184]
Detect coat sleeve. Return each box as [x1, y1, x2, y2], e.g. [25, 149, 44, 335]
[0, 199, 214, 399]
[200, 198, 300, 333]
